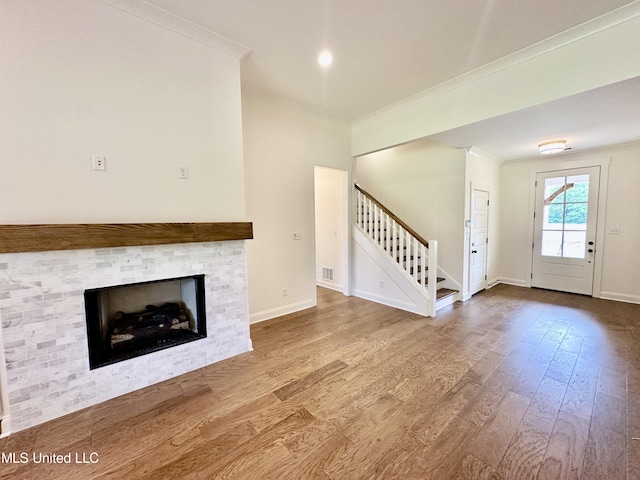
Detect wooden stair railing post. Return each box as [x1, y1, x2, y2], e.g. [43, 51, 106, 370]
[427, 240, 438, 317]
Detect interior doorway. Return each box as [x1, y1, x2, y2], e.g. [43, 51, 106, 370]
[469, 188, 489, 296]
[531, 166, 601, 295]
[313, 166, 350, 295]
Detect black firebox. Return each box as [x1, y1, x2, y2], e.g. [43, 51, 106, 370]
[84, 274, 207, 369]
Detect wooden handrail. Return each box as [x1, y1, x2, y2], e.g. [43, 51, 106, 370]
[355, 183, 429, 248]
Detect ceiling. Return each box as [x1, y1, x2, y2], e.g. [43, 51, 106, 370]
[141, 0, 640, 160]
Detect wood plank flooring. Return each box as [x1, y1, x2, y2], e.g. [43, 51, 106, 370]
[1, 284, 639, 479]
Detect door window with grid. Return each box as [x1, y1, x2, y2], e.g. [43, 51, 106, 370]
[540, 174, 589, 259]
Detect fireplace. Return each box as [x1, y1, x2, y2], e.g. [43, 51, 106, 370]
[84, 275, 207, 369]
[0, 222, 253, 434]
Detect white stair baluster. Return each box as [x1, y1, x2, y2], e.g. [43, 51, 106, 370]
[420, 243, 426, 287]
[391, 219, 397, 259]
[413, 237, 419, 283]
[427, 241, 438, 317]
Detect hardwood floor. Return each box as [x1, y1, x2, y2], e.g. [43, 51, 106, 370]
[1, 284, 639, 479]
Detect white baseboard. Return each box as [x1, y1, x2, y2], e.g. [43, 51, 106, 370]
[0, 417, 10, 438]
[598, 291, 640, 305]
[352, 288, 426, 317]
[495, 277, 529, 288]
[249, 299, 316, 324]
[316, 279, 344, 292]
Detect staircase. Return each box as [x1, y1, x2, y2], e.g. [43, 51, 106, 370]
[354, 183, 458, 317]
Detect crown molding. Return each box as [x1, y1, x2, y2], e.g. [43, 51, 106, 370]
[505, 140, 640, 164]
[355, 1, 640, 125]
[97, 0, 251, 59]
[466, 147, 504, 165]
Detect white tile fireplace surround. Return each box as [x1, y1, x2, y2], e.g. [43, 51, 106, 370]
[0, 239, 251, 433]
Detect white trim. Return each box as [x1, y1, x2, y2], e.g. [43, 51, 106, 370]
[467, 147, 504, 165]
[352, 4, 640, 155]
[354, 3, 640, 126]
[468, 185, 490, 299]
[0, 417, 10, 439]
[526, 155, 611, 295]
[97, 0, 251, 58]
[351, 289, 423, 314]
[249, 299, 316, 324]
[342, 169, 353, 296]
[496, 277, 530, 288]
[316, 279, 344, 292]
[599, 291, 640, 305]
[436, 263, 462, 296]
[352, 225, 430, 316]
[313, 165, 352, 298]
[435, 293, 457, 310]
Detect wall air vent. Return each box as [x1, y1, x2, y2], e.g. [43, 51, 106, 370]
[322, 267, 334, 281]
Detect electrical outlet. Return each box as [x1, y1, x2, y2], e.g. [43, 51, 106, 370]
[92, 155, 106, 171]
[379, 280, 384, 288]
[177, 165, 189, 179]
[607, 227, 620, 235]
[282, 288, 288, 297]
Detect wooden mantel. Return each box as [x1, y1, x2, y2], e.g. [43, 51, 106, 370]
[0, 222, 253, 254]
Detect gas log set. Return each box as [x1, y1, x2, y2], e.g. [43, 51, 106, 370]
[110, 302, 193, 350]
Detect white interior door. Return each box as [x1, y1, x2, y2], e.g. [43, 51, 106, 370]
[469, 189, 489, 295]
[532, 166, 600, 295]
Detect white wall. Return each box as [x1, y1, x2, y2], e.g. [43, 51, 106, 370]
[0, 0, 245, 223]
[314, 167, 347, 292]
[242, 95, 352, 323]
[499, 143, 640, 303]
[355, 138, 467, 287]
[463, 148, 502, 298]
[594, 144, 640, 303]
[351, 7, 640, 156]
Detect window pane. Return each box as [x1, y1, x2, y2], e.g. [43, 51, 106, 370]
[566, 174, 589, 203]
[544, 177, 566, 204]
[564, 203, 588, 229]
[563, 231, 586, 258]
[541, 230, 563, 257]
[543, 204, 564, 230]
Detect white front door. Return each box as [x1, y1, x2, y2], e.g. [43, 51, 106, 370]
[532, 166, 600, 295]
[469, 189, 489, 295]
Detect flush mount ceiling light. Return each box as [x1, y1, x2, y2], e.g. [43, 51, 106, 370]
[538, 140, 567, 155]
[318, 50, 333, 68]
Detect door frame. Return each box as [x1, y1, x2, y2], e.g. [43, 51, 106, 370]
[469, 187, 489, 296]
[524, 154, 611, 297]
[312, 165, 352, 297]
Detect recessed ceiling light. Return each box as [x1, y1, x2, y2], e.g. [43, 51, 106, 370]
[538, 140, 567, 155]
[318, 50, 333, 68]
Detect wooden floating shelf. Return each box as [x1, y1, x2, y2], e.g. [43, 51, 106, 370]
[0, 222, 253, 254]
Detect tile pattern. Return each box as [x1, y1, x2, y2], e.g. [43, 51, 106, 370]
[0, 241, 250, 432]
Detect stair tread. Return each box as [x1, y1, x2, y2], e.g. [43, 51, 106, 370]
[436, 288, 458, 300]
